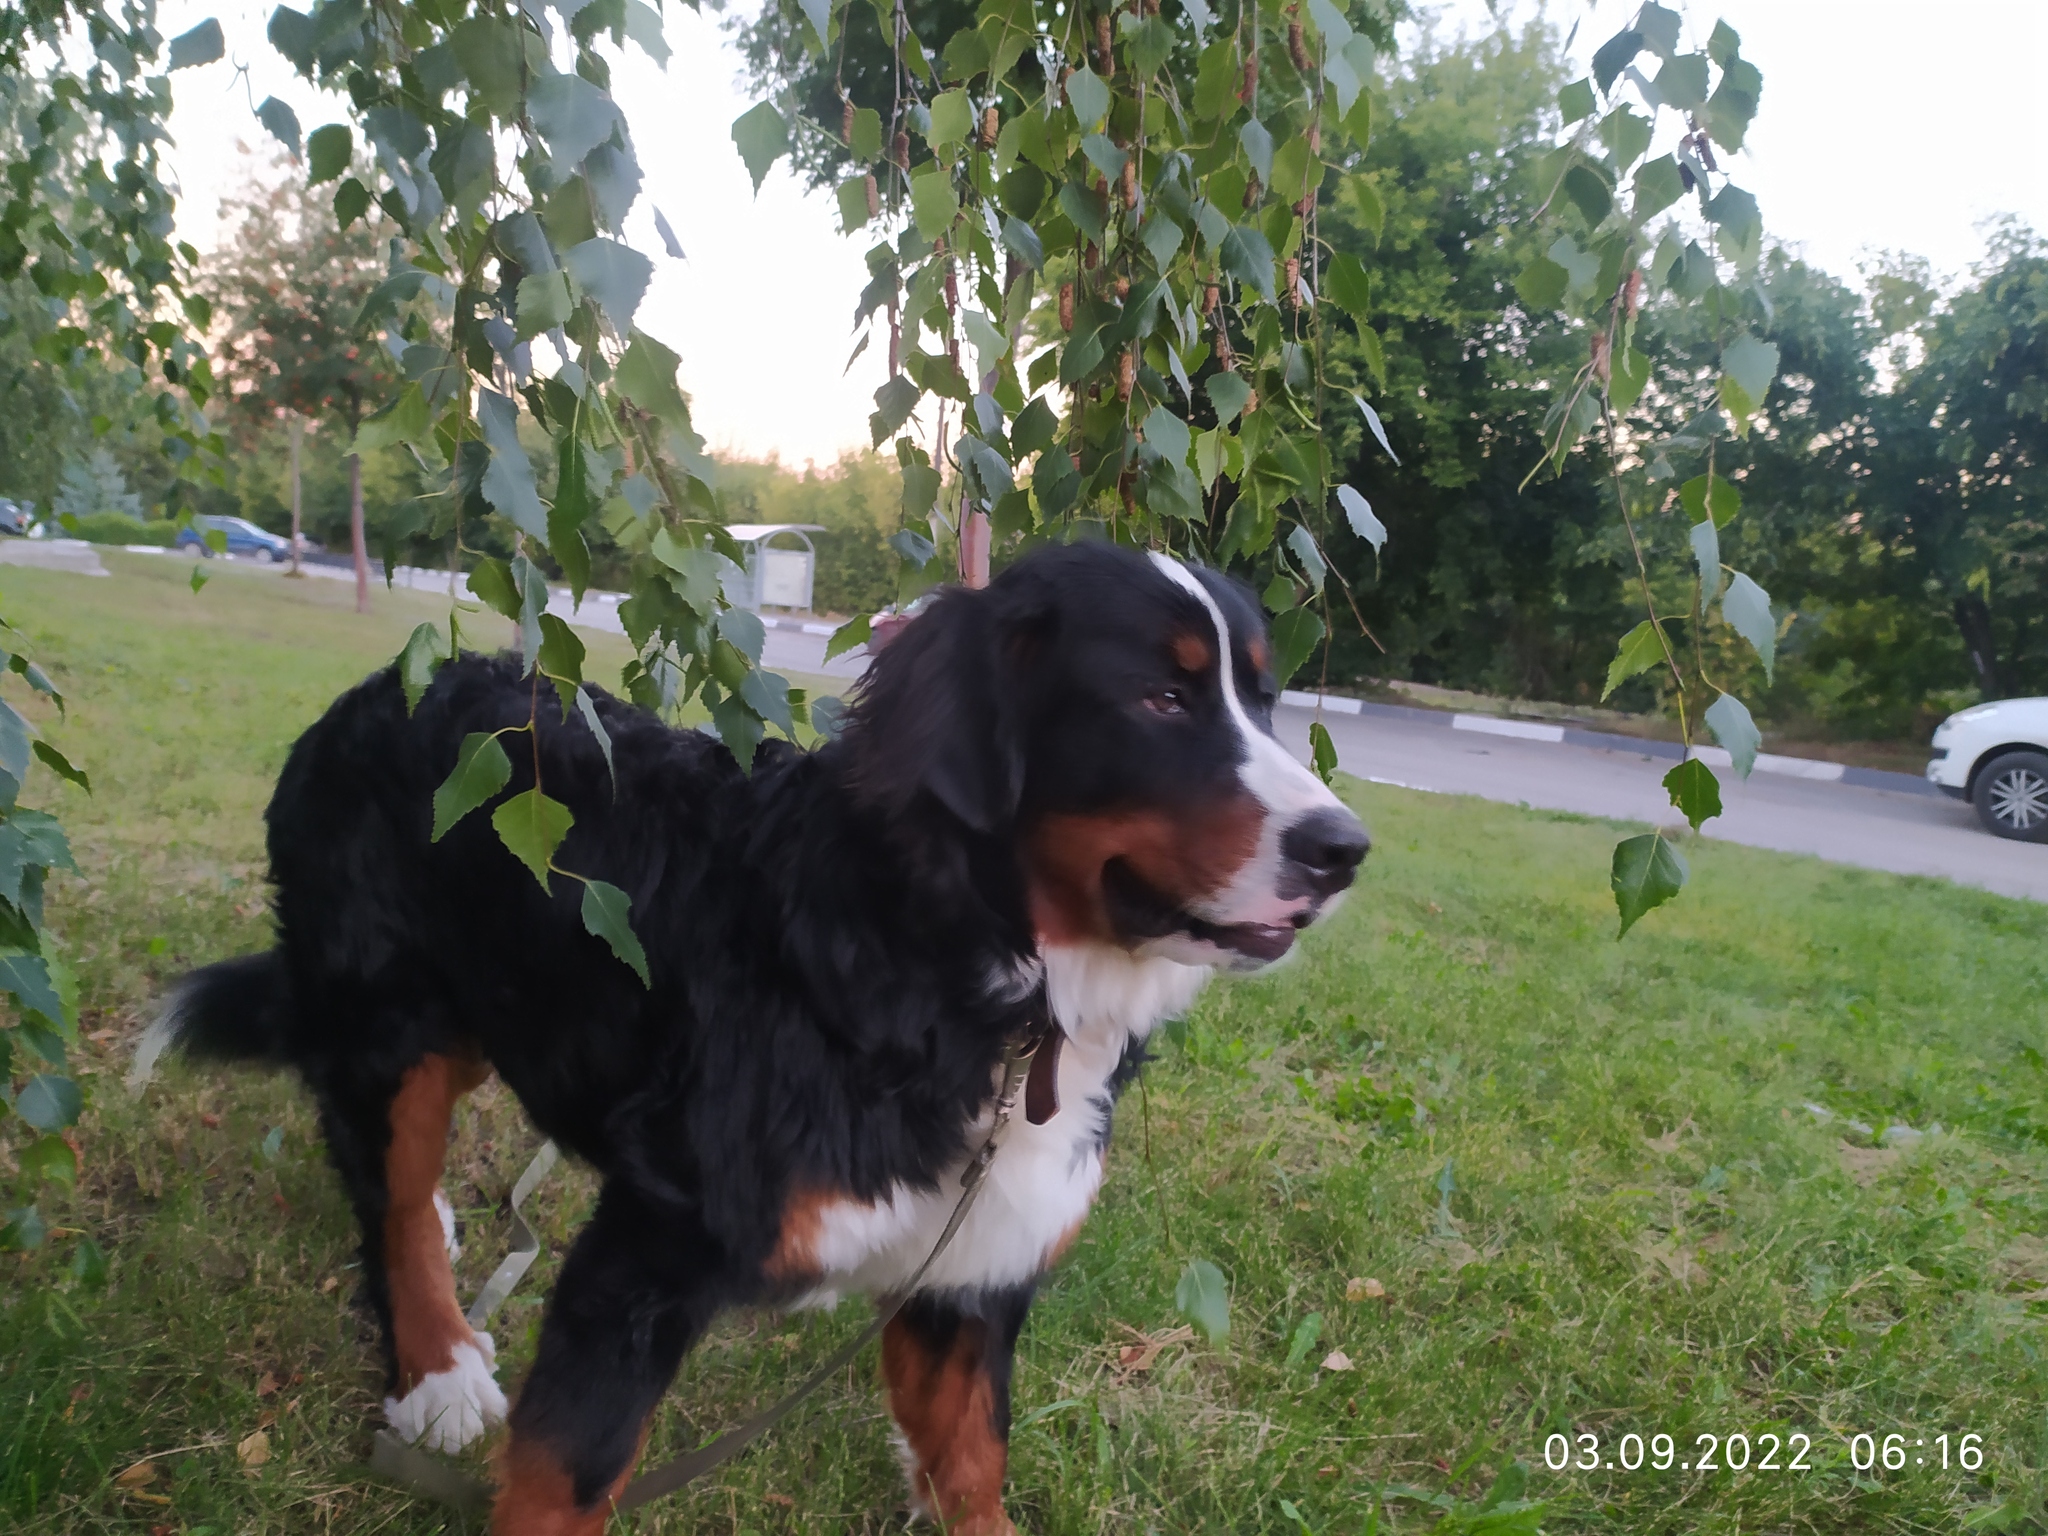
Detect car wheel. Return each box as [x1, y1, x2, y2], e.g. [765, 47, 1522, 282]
[1973, 750, 2048, 842]
[257, 547, 278, 563]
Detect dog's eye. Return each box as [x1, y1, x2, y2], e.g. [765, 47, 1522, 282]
[1145, 688, 1188, 716]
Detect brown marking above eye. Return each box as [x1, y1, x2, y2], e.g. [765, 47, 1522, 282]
[1247, 636, 1271, 674]
[1171, 630, 1213, 673]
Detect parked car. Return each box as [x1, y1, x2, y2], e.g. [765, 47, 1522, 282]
[1927, 698, 2048, 841]
[175, 514, 292, 562]
[0, 498, 32, 535]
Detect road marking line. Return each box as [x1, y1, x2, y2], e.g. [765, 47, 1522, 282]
[1452, 714, 1566, 743]
[1278, 689, 1364, 714]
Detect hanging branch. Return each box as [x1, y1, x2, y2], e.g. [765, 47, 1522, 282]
[1517, 4, 1778, 935]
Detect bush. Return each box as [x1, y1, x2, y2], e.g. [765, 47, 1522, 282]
[61, 512, 178, 546]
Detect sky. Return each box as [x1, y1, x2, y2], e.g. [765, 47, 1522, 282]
[152, 0, 2048, 466]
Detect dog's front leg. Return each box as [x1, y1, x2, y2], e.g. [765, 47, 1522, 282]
[492, 1182, 717, 1536]
[882, 1284, 1036, 1535]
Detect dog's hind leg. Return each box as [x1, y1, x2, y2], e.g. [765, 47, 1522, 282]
[318, 1048, 506, 1453]
[882, 1285, 1035, 1536]
[493, 1181, 717, 1536]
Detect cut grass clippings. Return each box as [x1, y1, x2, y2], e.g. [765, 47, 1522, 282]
[4, 554, 2047, 1533]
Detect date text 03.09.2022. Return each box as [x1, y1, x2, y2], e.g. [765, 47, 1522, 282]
[1543, 1431, 1987, 1474]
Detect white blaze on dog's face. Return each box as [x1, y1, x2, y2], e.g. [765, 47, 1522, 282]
[1016, 548, 1370, 972]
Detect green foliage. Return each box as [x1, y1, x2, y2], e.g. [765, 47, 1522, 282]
[431, 732, 513, 842]
[0, 592, 86, 1255]
[490, 788, 574, 891]
[56, 512, 177, 547]
[1610, 831, 1687, 938]
[1602, 619, 1667, 701]
[580, 878, 651, 987]
[1175, 1256, 1231, 1344]
[1661, 757, 1722, 831]
[1308, 720, 1338, 786]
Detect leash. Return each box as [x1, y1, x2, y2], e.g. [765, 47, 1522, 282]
[372, 1017, 1053, 1516]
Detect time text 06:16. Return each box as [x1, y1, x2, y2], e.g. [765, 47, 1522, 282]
[1544, 1432, 1986, 1474]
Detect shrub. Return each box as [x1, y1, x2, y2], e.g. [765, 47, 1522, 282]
[60, 512, 178, 546]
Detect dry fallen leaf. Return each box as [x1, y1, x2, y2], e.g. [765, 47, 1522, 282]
[1437, 1239, 1481, 1272]
[1345, 1277, 1385, 1302]
[1634, 1236, 1708, 1286]
[319, 1276, 338, 1294]
[1110, 1323, 1194, 1381]
[200, 1112, 222, 1129]
[256, 1371, 280, 1398]
[1321, 1350, 1354, 1372]
[1644, 1117, 1695, 1155]
[763, 1492, 795, 1509]
[237, 1430, 271, 1469]
[1317, 1464, 1340, 1477]
[114, 1461, 158, 1489]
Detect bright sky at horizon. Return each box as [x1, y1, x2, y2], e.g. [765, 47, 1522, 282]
[153, 0, 2048, 466]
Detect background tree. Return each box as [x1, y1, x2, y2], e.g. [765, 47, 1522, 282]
[205, 157, 399, 607]
[1866, 225, 2048, 699]
[1310, 22, 1626, 698]
[53, 446, 145, 521]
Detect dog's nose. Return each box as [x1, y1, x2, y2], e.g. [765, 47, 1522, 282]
[1280, 807, 1371, 897]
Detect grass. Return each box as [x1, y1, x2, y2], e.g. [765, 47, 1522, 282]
[4, 553, 2047, 1534]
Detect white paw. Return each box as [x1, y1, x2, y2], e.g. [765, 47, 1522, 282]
[383, 1338, 506, 1453]
[433, 1188, 461, 1261]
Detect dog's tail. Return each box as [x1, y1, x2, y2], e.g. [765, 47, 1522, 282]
[129, 950, 292, 1093]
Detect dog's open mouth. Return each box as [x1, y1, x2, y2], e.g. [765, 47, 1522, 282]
[1101, 858, 1300, 963]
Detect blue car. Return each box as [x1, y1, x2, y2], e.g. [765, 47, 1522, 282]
[176, 514, 292, 561]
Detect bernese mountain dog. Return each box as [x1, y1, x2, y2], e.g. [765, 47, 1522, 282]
[140, 540, 1369, 1534]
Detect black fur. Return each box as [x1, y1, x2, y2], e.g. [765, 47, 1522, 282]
[167, 950, 291, 1063]
[160, 540, 1341, 1516]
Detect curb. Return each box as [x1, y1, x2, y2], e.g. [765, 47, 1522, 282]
[1278, 689, 1940, 798]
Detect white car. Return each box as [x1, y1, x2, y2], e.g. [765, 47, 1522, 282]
[1927, 698, 2048, 841]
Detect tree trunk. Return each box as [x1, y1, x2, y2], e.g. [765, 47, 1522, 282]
[960, 365, 1001, 590]
[1953, 592, 2003, 698]
[959, 493, 990, 590]
[287, 415, 304, 578]
[348, 451, 369, 615]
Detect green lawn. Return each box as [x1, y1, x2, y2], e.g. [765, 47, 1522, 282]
[4, 554, 2047, 1534]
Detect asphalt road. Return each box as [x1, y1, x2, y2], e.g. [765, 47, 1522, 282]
[1271, 702, 2048, 904]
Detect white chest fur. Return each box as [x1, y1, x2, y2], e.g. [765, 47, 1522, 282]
[789, 947, 1209, 1305]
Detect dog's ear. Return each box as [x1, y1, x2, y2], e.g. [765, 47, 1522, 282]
[845, 583, 1038, 833]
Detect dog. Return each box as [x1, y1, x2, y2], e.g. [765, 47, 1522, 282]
[140, 541, 1369, 1534]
